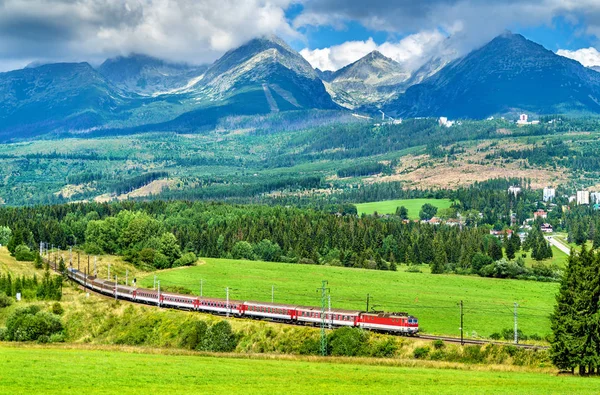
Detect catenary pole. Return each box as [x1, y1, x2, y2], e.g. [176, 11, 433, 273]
[317, 280, 330, 356]
[460, 300, 464, 346]
[514, 302, 519, 344]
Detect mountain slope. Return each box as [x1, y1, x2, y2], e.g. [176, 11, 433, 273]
[326, 51, 410, 109]
[385, 32, 600, 118]
[0, 62, 131, 139]
[98, 54, 207, 96]
[196, 35, 336, 111]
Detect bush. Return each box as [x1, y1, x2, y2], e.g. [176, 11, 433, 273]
[51, 303, 64, 315]
[328, 327, 368, 357]
[173, 252, 197, 267]
[5, 306, 63, 342]
[153, 252, 170, 269]
[179, 320, 208, 350]
[413, 346, 430, 359]
[14, 245, 35, 262]
[432, 339, 445, 350]
[0, 292, 13, 308]
[369, 338, 398, 357]
[231, 241, 255, 260]
[490, 332, 501, 340]
[201, 321, 238, 352]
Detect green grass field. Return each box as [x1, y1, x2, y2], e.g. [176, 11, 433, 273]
[140, 258, 558, 338]
[355, 198, 454, 217]
[0, 345, 596, 394]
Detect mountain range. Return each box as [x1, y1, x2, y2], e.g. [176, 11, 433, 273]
[2, 32, 600, 140]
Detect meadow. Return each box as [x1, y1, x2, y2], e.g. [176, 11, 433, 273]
[140, 258, 558, 338]
[354, 198, 455, 217]
[0, 345, 596, 394]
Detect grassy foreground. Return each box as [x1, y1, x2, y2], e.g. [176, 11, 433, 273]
[0, 345, 596, 395]
[355, 198, 454, 217]
[140, 258, 557, 338]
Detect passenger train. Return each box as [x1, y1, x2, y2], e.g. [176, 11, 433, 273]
[68, 268, 419, 334]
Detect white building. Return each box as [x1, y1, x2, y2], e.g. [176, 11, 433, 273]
[516, 113, 540, 125]
[508, 186, 522, 197]
[577, 190, 590, 205]
[439, 117, 455, 127]
[543, 187, 556, 202]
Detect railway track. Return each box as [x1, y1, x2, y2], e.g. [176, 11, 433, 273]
[417, 334, 549, 350]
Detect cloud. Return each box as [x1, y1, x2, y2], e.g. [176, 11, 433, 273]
[557, 47, 600, 67]
[295, 0, 600, 63]
[0, 0, 298, 71]
[300, 30, 447, 71]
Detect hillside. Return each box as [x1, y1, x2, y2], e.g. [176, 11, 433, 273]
[326, 51, 410, 109]
[0, 62, 130, 139]
[98, 54, 208, 96]
[385, 32, 600, 118]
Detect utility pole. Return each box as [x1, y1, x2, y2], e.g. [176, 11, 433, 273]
[459, 300, 464, 346]
[226, 287, 230, 317]
[115, 275, 118, 301]
[125, 269, 128, 286]
[200, 279, 203, 297]
[153, 275, 157, 290]
[366, 294, 371, 312]
[107, 263, 110, 281]
[39, 241, 43, 257]
[94, 256, 97, 277]
[514, 302, 519, 344]
[87, 256, 90, 277]
[328, 294, 332, 330]
[271, 285, 275, 303]
[157, 280, 161, 307]
[77, 251, 80, 271]
[317, 280, 330, 356]
[69, 247, 72, 267]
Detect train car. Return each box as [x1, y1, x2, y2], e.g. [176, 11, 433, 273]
[135, 289, 160, 304]
[244, 301, 295, 322]
[161, 293, 198, 310]
[296, 305, 360, 327]
[115, 284, 136, 300]
[359, 312, 419, 334]
[197, 297, 244, 316]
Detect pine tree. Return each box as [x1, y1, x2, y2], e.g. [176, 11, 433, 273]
[431, 235, 447, 274]
[506, 237, 516, 260]
[551, 246, 600, 375]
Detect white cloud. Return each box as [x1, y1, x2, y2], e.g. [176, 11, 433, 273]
[300, 30, 447, 71]
[0, 0, 298, 71]
[557, 47, 600, 67]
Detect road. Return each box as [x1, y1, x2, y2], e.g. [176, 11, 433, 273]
[545, 235, 571, 255]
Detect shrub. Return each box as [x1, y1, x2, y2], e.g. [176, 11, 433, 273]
[153, 252, 170, 269]
[0, 292, 13, 308]
[173, 252, 197, 267]
[51, 303, 64, 315]
[432, 339, 445, 350]
[0, 327, 6, 341]
[201, 321, 238, 352]
[179, 320, 208, 350]
[231, 241, 255, 260]
[5, 306, 63, 342]
[14, 245, 35, 262]
[369, 338, 398, 357]
[413, 346, 430, 359]
[328, 327, 368, 357]
[490, 332, 501, 340]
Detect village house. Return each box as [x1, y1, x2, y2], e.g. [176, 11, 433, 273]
[533, 209, 548, 220]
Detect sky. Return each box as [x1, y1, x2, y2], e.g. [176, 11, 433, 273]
[2, 0, 600, 72]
